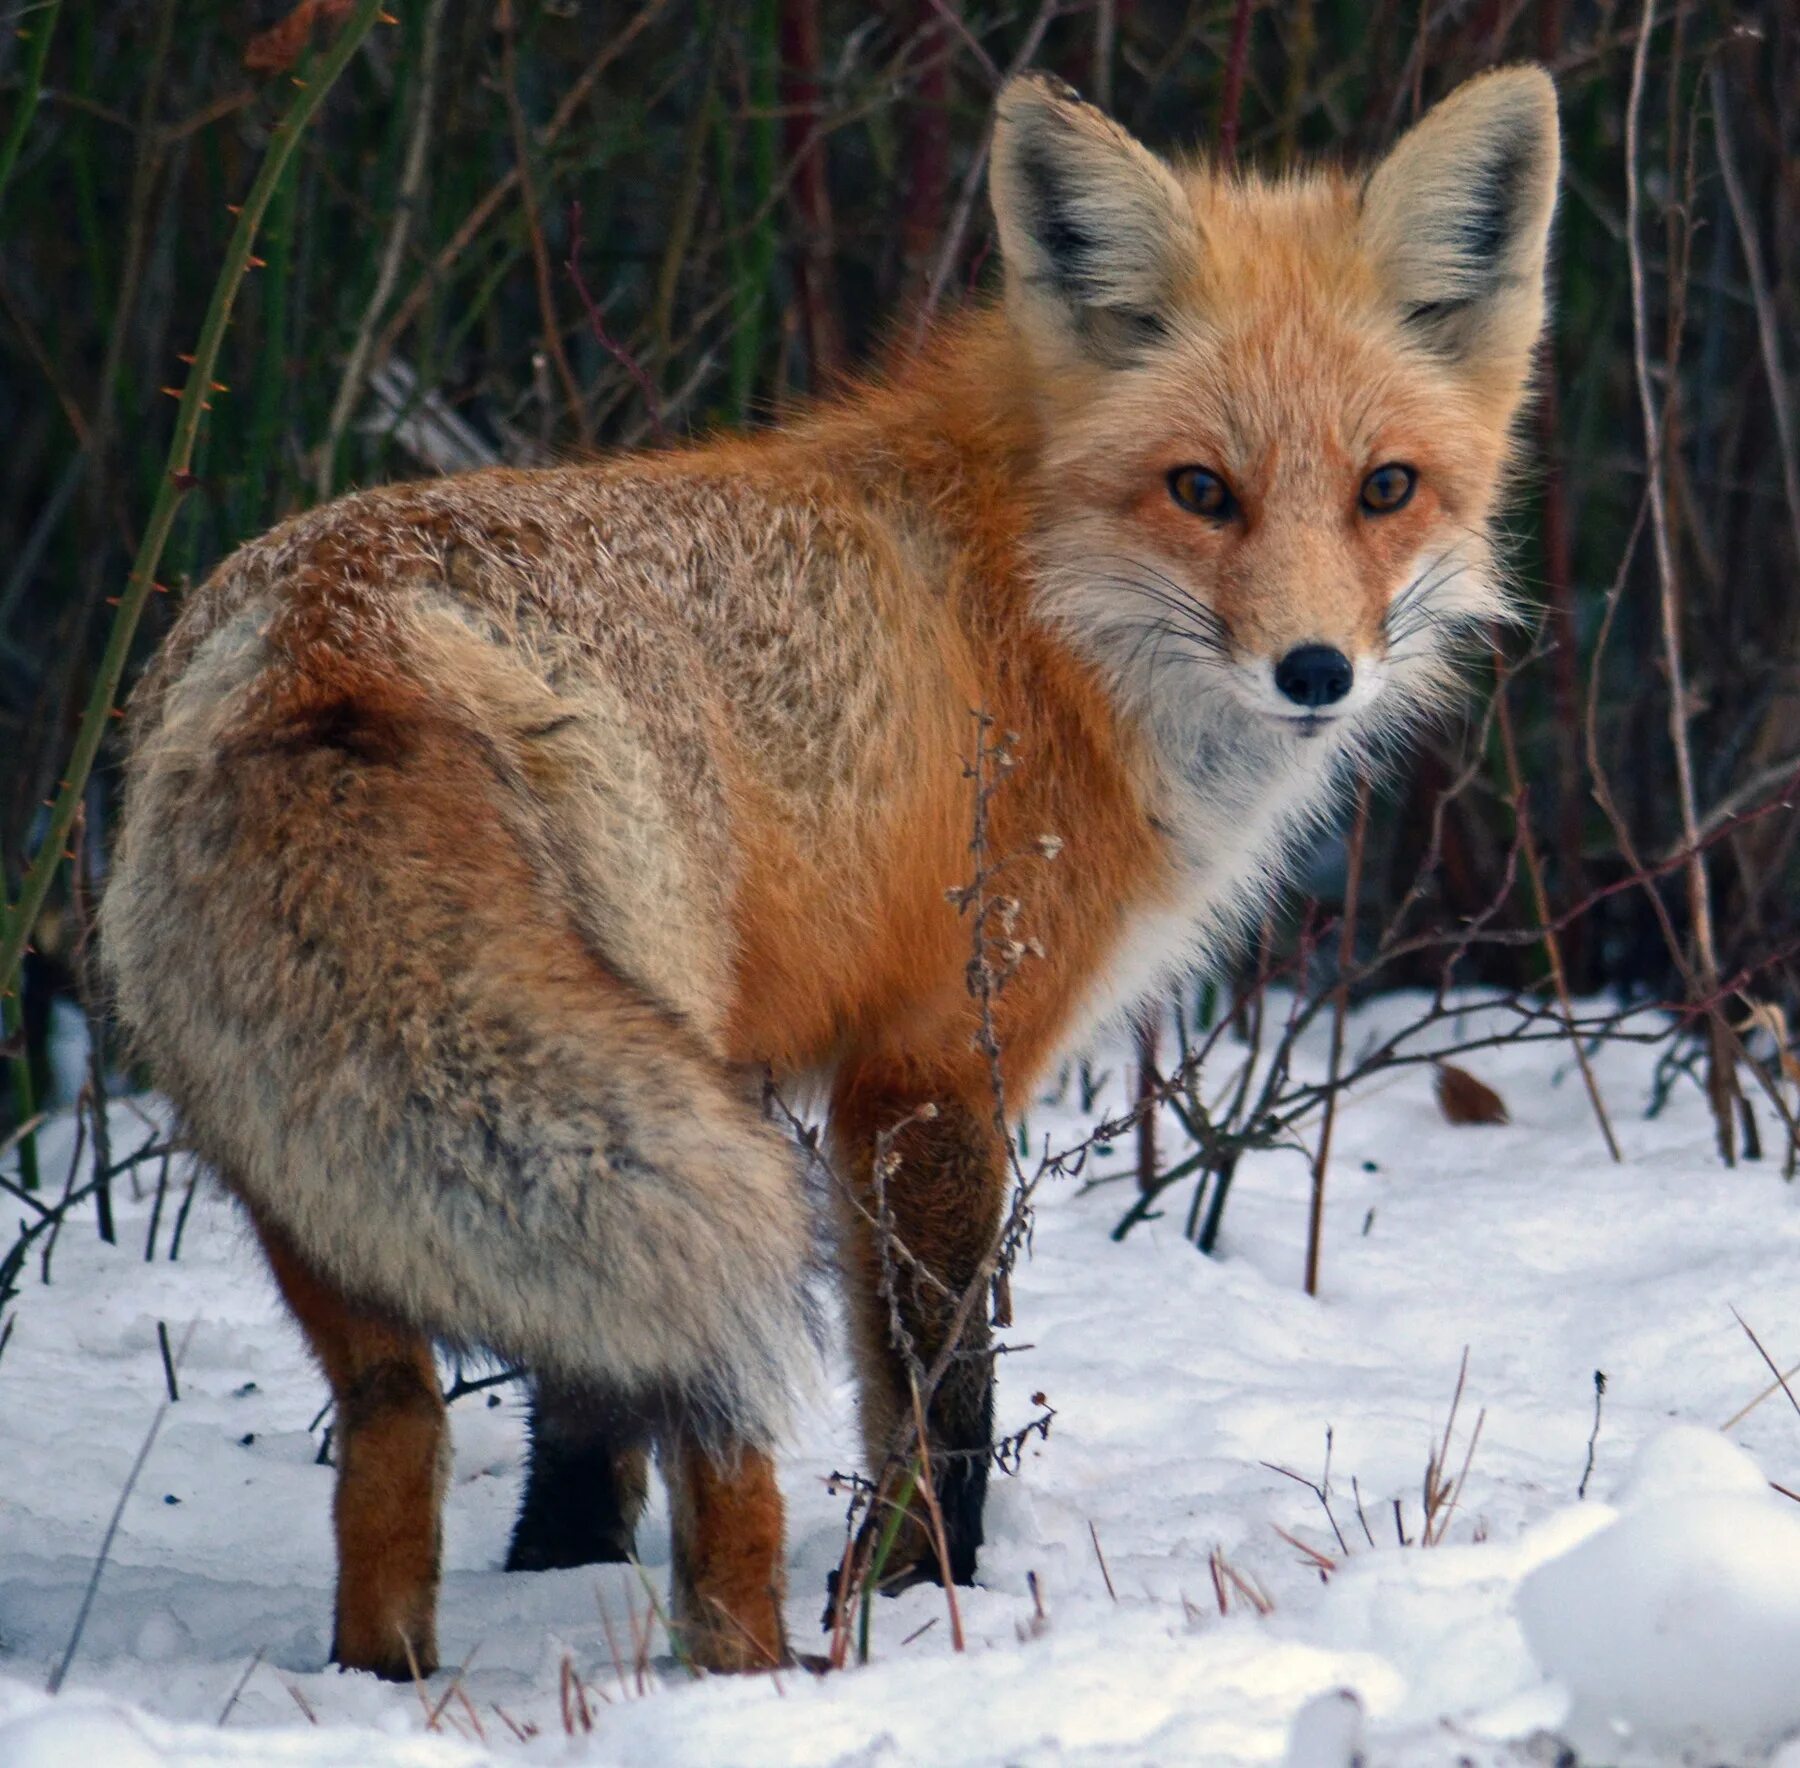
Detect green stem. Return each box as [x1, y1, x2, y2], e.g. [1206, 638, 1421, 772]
[721, 0, 777, 423]
[0, 0, 63, 226]
[858, 1462, 920, 1666]
[0, 0, 386, 997]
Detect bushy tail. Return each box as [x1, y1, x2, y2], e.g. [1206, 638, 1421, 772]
[101, 643, 815, 1444]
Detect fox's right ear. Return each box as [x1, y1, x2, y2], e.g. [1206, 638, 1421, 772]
[989, 75, 1195, 363]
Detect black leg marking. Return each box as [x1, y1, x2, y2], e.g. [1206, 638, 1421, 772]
[506, 1379, 649, 1573]
[919, 1356, 993, 1588]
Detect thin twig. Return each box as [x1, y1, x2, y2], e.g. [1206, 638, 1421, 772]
[317, 0, 448, 496]
[48, 1326, 195, 1693]
[1216, 0, 1255, 161]
[499, 2, 588, 444]
[1309, 777, 1368, 1294]
[367, 0, 671, 380]
[1625, 0, 1733, 1159]
[216, 1648, 265, 1726]
[1491, 637, 1620, 1160]
[1088, 1519, 1117, 1601]
[912, 0, 1062, 345]
[1577, 1370, 1606, 1499]
[1707, 60, 1800, 569]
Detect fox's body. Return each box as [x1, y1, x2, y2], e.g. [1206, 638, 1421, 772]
[102, 69, 1559, 1676]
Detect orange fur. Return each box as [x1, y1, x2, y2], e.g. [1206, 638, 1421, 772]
[665, 1434, 789, 1670]
[257, 1223, 448, 1681]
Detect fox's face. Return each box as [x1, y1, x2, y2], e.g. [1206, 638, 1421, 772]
[990, 69, 1559, 760]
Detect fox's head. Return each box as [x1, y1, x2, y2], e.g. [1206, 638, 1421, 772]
[990, 68, 1559, 765]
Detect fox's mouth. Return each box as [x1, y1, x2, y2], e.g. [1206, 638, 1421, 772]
[1270, 711, 1339, 738]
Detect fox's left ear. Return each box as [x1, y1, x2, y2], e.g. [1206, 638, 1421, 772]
[1361, 66, 1560, 383]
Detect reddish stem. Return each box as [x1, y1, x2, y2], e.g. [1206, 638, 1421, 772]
[1218, 0, 1255, 161]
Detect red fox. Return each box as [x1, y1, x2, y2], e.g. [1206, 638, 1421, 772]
[101, 67, 1558, 1676]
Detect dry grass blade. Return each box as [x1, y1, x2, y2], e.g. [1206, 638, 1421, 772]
[47, 1320, 195, 1694]
[1421, 1349, 1486, 1547]
[1730, 1307, 1800, 1425]
[1722, 1354, 1800, 1434]
[215, 1647, 264, 1727]
[1088, 1519, 1118, 1601]
[1272, 1523, 1337, 1577]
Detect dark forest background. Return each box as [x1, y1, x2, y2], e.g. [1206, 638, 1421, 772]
[2, 0, 1797, 1169]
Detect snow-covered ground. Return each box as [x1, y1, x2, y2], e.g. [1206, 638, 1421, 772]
[7, 996, 1800, 1765]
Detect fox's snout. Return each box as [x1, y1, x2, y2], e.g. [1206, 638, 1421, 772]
[1272, 644, 1354, 710]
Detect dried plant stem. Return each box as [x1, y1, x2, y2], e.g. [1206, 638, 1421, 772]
[317, 0, 448, 496]
[47, 1399, 169, 1693]
[1217, 0, 1255, 159]
[48, 1323, 192, 1694]
[500, 7, 587, 444]
[780, 0, 842, 383]
[1133, 1014, 1159, 1195]
[1624, 0, 1733, 1160]
[909, 1378, 965, 1649]
[0, 0, 387, 1000]
[1490, 638, 1620, 1161]
[1308, 776, 1369, 1296]
[911, 0, 1061, 345]
[566, 202, 667, 444]
[1091, 0, 1117, 109]
[367, 0, 671, 381]
[1707, 62, 1800, 570]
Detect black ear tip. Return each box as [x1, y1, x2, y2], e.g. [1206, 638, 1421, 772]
[1001, 71, 1086, 117]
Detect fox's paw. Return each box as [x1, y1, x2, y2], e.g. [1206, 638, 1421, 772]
[678, 1599, 791, 1675]
[504, 1521, 636, 1573]
[330, 1623, 438, 1684]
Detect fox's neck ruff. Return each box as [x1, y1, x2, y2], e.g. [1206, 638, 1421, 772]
[804, 315, 1371, 1039]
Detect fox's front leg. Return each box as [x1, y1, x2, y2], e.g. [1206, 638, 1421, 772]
[831, 1065, 1006, 1588]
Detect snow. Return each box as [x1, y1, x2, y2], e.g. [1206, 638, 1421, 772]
[1518, 1429, 1800, 1762]
[6, 995, 1800, 1764]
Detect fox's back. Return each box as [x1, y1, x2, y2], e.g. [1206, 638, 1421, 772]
[125, 456, 974, 1062]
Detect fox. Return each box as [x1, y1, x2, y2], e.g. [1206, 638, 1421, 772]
[99, 66, 1559, 1677]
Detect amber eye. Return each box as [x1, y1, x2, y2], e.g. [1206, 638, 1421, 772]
[1168, 466, 1238, 522]
[1360, 463, 1417, 515]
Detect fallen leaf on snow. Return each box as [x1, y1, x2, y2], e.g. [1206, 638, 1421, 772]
[1435, 1061, 1509, 1126]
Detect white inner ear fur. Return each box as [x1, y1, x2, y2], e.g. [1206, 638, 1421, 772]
[989, 75, 1196, 339]
[1359, 67, 1560, 358]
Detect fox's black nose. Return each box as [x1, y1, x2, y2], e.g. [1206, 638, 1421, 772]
[1274, 645, 1353, 709]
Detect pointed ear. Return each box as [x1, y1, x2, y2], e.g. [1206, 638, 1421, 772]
[1361, 66, 1560, 381]
[989, 74, 1196, 363]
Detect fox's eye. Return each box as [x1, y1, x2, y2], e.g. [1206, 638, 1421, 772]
[1360, 463, 1417, 515]
[1168, 467, 1238, 522]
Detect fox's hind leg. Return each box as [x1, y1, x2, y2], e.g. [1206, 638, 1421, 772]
[663, 1422, 788, 1672]
[506, 1379, 649, 1571]
[256, 1219, 448, 1680]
